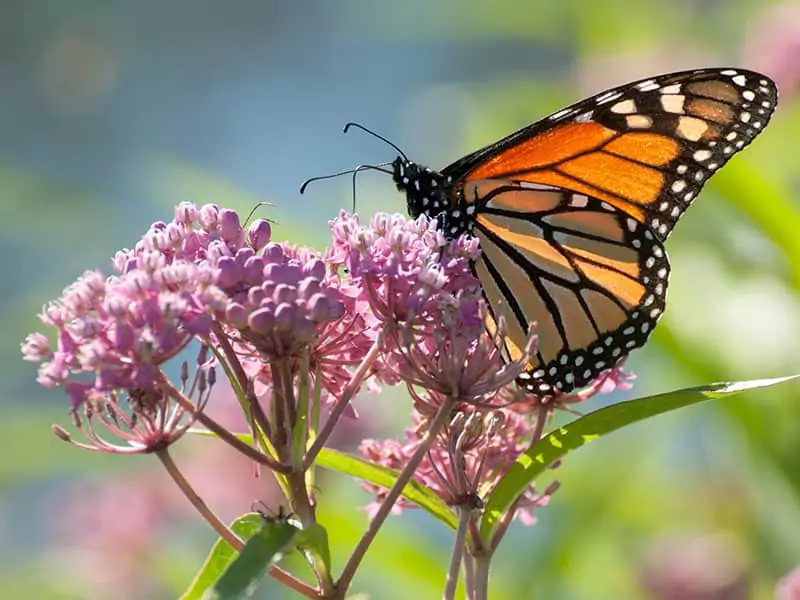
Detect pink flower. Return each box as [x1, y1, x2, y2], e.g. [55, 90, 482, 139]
[744, 1, 800, 101]
[25, 260, 224, 409]
[359, 402, 554, 524]
[778, 567, 800, 600]
[328, 211, 481, 330]
[638, 534, 750, 600]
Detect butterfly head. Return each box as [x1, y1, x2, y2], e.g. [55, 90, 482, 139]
[392, 157, 449, 220]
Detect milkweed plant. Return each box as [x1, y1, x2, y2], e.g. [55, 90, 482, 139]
[21, 202, 795, 599]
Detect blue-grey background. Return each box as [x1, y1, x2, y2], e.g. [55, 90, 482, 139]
[3, 1, 800, 598]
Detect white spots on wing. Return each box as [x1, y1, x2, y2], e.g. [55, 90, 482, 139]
[742, 90, 756, 102]
[720, 69, 738, 76]
[596, 90, 623, 104]
[677, 164, 688, 174]
[574, 111, 594, 123]
[676, 116, 709, 141]
[732, 74, 747, 86]
[548, 108, 573, 120]
[671, 180, 687, 193]
[693, 149, 712, 162]
[626, 218, 638, 232]
[661, 84, 682, 94]
[610, 99, 638, 114]
[636, 80, 660, 92]
[660, 94, 685, 114]
[626, 114, 653, 129]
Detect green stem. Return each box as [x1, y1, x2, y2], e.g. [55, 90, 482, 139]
[164, 380, 290, 473]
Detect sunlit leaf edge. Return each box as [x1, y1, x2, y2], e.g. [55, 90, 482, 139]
[480, 375, 799, 539]
[316, 448, 458, 530]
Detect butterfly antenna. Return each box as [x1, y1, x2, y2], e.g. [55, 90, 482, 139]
[343, 122, 409, 162]
[300, 162, 391, 196]
[350, 162, 393, 212]
[300, 167, 360, 194]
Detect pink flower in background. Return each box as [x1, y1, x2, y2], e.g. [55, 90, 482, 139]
[638, 534, 750, 600]
[777, 567, 800, 600]
[745, 1, 800, 100]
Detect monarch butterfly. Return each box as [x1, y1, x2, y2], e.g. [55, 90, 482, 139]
[311, 68, 778, 396]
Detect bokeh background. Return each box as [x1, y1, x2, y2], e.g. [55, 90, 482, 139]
[3, 1, 800, 598]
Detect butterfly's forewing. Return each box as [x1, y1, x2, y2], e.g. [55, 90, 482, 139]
[444, 69, 778, 242]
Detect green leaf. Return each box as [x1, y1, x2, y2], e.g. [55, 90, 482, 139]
[480, 376, 799, 540]
[206, 521, 300, 600]
[316, 448, 458, 529]
[180, 514, 265, 600]
[296, 523, 332, 581]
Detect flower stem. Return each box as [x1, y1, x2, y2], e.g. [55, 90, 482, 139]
[165, 381, 290, 473]
[157, 448, 319, 599]
[157, 448, 242, 549]
[335, 395, 456, 595]
[463, 554, 476, 600]
[303, 334, 382, 468]
[444, 506, 472, 600]
[472, 552, 491, 600]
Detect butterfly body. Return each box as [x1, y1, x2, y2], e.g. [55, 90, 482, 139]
[390, 68, 777, 396]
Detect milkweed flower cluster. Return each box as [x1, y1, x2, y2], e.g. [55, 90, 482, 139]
[22, 201, 636, 599]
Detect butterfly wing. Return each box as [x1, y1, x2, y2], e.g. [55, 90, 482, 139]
[466, 180, 669, 393]
[444, 68, 778, 242]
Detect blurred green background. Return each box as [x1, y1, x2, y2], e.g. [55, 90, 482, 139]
[3, 1, 800, 599]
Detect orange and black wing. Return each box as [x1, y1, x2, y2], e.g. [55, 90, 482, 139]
[444, 68, 778, 241]
[467, 181, 669, 394]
